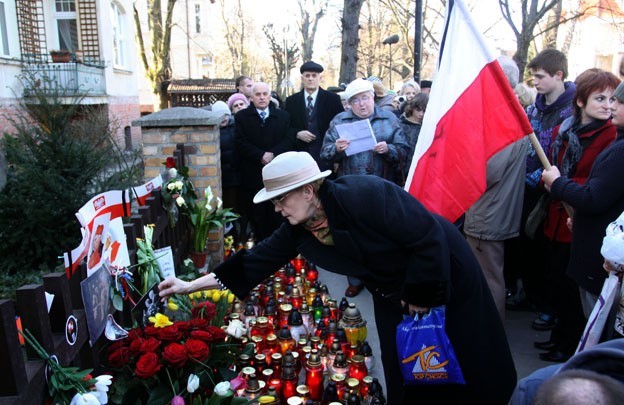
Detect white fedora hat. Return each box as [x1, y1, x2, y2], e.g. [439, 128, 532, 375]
[253, 152, 332, 204]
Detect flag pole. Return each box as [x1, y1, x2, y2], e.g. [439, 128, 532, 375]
[528, 132, 574, 217]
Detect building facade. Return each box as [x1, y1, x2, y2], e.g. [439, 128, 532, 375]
[0, 0, 141, 150]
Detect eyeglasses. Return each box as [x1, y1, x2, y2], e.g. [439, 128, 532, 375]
[270, 192, 292, 206]
[349, 95, 372, 105]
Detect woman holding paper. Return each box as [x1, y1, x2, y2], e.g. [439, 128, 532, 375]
[321, 79, 410, 296]
[320, 79, 409, 186]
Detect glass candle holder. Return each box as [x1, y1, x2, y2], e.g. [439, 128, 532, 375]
[305, 351, 324, 401]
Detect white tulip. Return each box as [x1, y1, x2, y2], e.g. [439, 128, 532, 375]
[187, 373, 200, 393]
[214, 381, 231, 396]
[176, 196, 185, 207]
[174, 181, 184, 190]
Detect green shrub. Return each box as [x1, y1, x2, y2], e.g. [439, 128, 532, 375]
[0, 73, 143, 278]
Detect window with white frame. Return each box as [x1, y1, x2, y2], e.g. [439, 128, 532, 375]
[195, 4, 201, 34]
[0, 0, 19, 57]
[110, 1, 126, 67]
[54, 0, 78, 51]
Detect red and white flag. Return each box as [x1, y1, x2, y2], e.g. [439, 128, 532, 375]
[404, 0, 533, 222]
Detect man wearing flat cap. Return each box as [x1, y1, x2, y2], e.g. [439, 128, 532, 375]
[285, 61, 344, 171]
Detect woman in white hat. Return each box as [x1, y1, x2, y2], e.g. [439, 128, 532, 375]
[159, 151, 516, 404]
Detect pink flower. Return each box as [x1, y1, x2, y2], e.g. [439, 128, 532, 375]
[171, 395, 185, 405]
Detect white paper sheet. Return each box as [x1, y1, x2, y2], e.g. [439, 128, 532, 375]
[335, 119, 377, 156]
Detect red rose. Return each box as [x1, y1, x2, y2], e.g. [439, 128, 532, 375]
[144, 325, 159, 337]
[108, 347, 131, 368]
[163, 342, 188, 367]
[165, 157, 176, 168]
[188, 318, 208, 329]
[107, 340, 127, 354]
[176, 320, 193, 332]
[127, 327, 144, 340]
[135, 352, 162, 378]
[185, 338, 210, 362]
[140, 337, 161, 353]
[129, 338, 143, 355]
[191, 301, 217, 321]
[206, 326, 227, 342]
[190, 330, 213, 342]
[157, 325, 183, 341]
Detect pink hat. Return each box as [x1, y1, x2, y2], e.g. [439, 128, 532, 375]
[227, 93, 249, 109]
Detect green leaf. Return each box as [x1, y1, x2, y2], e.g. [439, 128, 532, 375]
[146, 384, 173, 405]
[113, 293, 124, 311]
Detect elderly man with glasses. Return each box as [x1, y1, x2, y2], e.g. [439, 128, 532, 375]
[321, 78, 409, 296]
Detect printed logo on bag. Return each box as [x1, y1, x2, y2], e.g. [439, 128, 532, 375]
[93, 196, 106, 211]
[402, 344, 450, 380]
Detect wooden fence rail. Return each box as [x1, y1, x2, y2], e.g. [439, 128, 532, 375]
[0, 144, 191, 404]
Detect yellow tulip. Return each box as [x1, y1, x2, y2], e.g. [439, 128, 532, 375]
[148, 313, 173, 328]
[227, 292, 235, 304]
[212, 290, 222, 302]
[167, 300, 179, 311]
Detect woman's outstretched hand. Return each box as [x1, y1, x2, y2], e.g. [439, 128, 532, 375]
[158, 277, 191, 301]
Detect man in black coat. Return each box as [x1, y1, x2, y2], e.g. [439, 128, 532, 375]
[285, 61, 344, 171]
[235, 82, 294, 241]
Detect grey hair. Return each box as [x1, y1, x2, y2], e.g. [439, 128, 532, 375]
[497, 56, 520, 88]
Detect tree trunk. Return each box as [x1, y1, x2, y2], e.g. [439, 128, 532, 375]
[542, 0, 562, 49]
[339, 0, 365, 85]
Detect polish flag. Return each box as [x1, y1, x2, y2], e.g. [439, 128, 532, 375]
[404, 0, 533, 222]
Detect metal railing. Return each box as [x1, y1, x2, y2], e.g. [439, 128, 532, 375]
[21, 53, 106, 97]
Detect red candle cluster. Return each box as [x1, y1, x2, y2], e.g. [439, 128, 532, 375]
[223, 255, 382, 404]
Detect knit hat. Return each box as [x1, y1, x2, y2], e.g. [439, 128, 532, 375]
[211, 101, 230, 116]
[614, 82, 624, 102]
[227, 93, 249, 109]
[253, 152, 332, 203]
[344, 79, 374, 102]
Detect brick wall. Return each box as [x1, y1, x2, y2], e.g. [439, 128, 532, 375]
[135, 108, 225, 269]
[107, 96, 141, 150]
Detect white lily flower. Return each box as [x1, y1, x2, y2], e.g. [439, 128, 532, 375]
[168, 168, 178, 178]
[187, 373, 200, 393]
[70, 392, 101, 405]
[214, 381, 231, 396]
[226, 319, 247, 339]
[216, 197, 223, 210]
[205, 186, 214, 202]
[176, 196, 185, 207]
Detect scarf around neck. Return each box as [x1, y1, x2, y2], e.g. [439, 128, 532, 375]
[550, 116, 607, 177]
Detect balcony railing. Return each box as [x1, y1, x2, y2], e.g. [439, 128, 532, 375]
[21, 54, 106, 97]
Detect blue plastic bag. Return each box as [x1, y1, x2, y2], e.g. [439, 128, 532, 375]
[396, 306, 465, 385]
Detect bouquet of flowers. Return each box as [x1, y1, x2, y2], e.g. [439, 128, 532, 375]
[105, 290, 249, 404]
[189, 186, 239, 254]
[20, 328, 112, 404]
[162, 158, 197, 227]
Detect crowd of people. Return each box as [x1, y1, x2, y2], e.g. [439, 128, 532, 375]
[159, 51, 624, 402]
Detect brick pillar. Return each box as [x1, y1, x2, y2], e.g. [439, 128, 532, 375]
[133, 107, 225, 270]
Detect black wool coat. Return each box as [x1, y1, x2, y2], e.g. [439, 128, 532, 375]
[214, 175, 516, 403]
[551, 133, 624, 295]
[234, 104, 294, 191]
[285, 88, 344, 170]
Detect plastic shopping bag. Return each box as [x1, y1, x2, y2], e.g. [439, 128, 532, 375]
[576, 272, 620, 353]
[396, 306, 465, 385]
